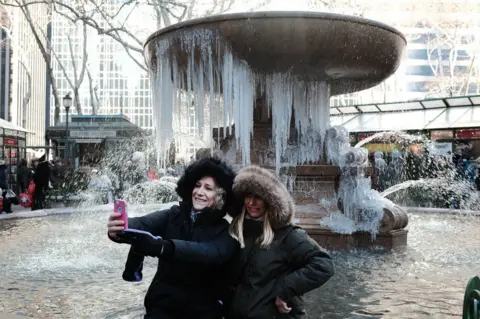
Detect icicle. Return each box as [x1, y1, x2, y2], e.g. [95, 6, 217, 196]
[196, 62, 205, 139]
[267, 73, 293, 174]
[222, 51, 233, 138]
[208, 48, 214, 156]
[293, 81, 308, 138]
[232, 61, 254, 165]
[151, 45, 175, 167]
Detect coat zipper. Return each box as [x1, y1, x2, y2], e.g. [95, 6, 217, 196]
[188, 214, 196, 240]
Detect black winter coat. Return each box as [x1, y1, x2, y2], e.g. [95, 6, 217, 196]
[125, 202, 239, 319]
[34, 161, 50, 189]
[17, 164, 32, 193]
[228, 220, 335, 319]
[0, 164, 8, 190]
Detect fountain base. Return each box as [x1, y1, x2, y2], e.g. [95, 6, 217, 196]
[296, 206, 409, 250]
[209, 117, 409, 250]
[306, 228, 408, 250]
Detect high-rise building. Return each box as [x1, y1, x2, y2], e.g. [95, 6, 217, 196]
[50, 3, 154, 129]
[1, 3, 49, 147]
[49, 0, 480, 133]
[326, 0, 480, 108]
[0, 5, 11, 121]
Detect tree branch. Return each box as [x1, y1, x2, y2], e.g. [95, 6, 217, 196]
[77, 20, 88, 89]
[86, 65, 100, 114]
[19, 59, 31, 129]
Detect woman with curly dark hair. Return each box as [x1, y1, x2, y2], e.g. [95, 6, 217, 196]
[107, 157, 239, 319]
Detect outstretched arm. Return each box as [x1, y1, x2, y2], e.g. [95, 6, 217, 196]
[108, 208, 171, 243]
[111, 209, 171, 282]
[170, 227, 239, 264]
[276, 228, 335, 301]
[128, 209, 170, 236]
[119, 222, 239, 265]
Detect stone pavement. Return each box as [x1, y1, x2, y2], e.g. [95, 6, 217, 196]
[0, 314, 33, 318]
[0, 204, 82, 221]
[0, 202, 177, 221]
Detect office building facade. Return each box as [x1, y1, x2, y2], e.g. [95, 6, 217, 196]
[50, 3, 154, 130]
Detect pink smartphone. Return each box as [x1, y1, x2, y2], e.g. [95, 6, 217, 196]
[114, 199, 128, 229]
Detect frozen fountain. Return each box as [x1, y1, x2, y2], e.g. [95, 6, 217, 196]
[144, 11, 409, 249]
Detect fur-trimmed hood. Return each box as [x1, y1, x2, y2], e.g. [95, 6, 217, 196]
[176, 157, 236, 212]
[232, 166, 294, 228]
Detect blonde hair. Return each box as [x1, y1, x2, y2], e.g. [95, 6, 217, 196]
[229, 207, 275, 249]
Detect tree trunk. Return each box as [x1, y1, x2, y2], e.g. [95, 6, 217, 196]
[74, 88, 82, 114]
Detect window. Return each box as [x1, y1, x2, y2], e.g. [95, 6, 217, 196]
[410, 33, 436, 44]
[407, 49, 428, 60]
[407, 82, 429, 92]
[406, 65, 434, 76]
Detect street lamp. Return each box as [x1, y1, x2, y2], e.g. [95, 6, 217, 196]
[63, 93, 72, 161]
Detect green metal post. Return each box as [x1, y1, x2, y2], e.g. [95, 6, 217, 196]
[463, 276, 480, 319]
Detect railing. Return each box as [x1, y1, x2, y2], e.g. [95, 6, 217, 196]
[463, 276, 480, 319]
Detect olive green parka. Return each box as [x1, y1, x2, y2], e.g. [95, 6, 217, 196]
[228, 166, 335, 319]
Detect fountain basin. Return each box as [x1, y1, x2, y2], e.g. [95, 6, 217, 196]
[144, 11, 406, 95]
[296, 206, 409, 249]
[0, 209, 477, 318]
[307, 229, 408, 250]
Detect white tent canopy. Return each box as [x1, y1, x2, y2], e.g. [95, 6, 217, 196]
[0, 118, 29, 133]
[330, 95, 480, 133]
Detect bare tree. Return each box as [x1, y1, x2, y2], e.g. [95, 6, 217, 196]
[86, 65, 100, 114]
[308, 0, 373, 17]
[309, 0, 480, 100]
[406, 0, 480, 97]
[0, 3, 10, 38]
[1, 0, 96, 121]
[48, 18, 89, 114]
[3, 0, 243, 72]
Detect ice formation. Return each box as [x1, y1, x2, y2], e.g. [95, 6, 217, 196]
[338, 169, 394, 238]
[148, 28, 388, 236]
[329, 144, 392, 237]
[149, 29, 330, 172]
[325, 125, 350, 166]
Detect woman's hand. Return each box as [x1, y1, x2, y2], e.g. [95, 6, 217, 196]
[275, 296, 291, 314]
[107, 212, 125, 239]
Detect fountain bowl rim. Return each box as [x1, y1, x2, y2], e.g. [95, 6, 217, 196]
[143, 10, 407, 48]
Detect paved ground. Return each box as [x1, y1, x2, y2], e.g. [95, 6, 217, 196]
[0, 204, 80, 221]
[0, 202, 176, 221]
[0, 314, 33, 318]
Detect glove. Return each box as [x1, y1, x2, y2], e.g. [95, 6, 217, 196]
[117, 230, 174, 259]
[122, 249, 144, 282]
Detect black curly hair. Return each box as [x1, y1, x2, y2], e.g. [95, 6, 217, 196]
[176, 157, 236, 211]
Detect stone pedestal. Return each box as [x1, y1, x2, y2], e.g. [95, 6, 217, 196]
[210, 98, 408, 250]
